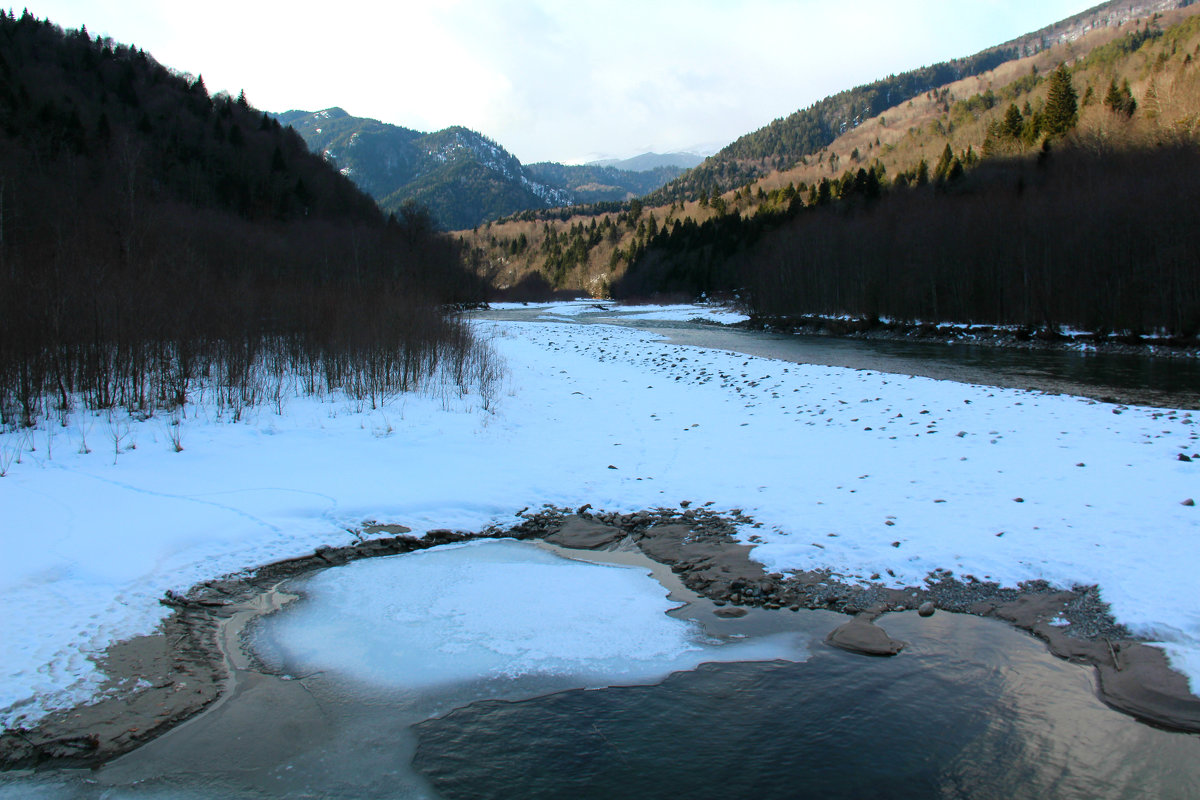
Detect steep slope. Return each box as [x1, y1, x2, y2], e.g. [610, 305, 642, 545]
[611, 11, 1200, 338]
[646, 0, 1196, 203]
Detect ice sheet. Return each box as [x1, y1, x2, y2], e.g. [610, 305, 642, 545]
[256, 540, 808, 690]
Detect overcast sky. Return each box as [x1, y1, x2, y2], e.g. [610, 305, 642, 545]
[26, 1, 1097, 164]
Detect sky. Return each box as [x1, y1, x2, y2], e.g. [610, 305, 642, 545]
[23, 1, 1098, 164]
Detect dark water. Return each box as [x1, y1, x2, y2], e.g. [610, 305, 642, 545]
[476, 306, 1200, 408]
[412, 612, 1200, 800]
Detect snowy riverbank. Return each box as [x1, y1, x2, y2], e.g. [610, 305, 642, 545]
[2, 301, 1198, 730]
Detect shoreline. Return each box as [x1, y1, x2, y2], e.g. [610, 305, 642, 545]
[3, 505, 1199, 771]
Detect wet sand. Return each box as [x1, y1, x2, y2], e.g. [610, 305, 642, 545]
[3, 506, 1198, 772]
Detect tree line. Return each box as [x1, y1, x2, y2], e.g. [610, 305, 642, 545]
[617, 137, 1200, 339]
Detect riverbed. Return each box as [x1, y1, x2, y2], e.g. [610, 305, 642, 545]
[2, 300, 1198, 796]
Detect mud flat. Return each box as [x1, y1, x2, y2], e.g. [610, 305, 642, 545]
[3, 506, 1198, 772]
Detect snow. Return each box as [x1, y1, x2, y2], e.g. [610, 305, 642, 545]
[606, 304, 750, 324]
[255, 539, 808, 691]
[2, 301, 1198, 729]
[487, 300, 748, 325]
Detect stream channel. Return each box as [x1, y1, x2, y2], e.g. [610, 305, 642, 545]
[3, 305, 1198, 798]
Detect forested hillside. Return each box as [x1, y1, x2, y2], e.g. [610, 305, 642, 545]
[645, 0, 1194, 204]
[615, 14, 1200, 338]
[463, 5, 1200, 339]
[0, 11, 488, 430]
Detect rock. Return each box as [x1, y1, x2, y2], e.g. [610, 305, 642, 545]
[826, 613, 906, 656]
[713, 606, 748, 619]
[918, 602, 936, 617]
[543, 515, 625, 550]
[1178, 453, 1193, 462]
[1183, 499, 1196, 507]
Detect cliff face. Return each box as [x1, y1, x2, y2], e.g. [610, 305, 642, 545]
[1003, 0, 1192, 54]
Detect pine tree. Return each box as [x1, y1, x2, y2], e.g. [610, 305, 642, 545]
[933, 143, 954, 182]
[1003, 104, 1024, 138]
[1104, 78, 1137, 118]
[1042, 63, 1078, 138]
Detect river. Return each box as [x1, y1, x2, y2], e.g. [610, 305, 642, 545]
[3, 304, 1197, 798]
[474, 304, 1200, 409]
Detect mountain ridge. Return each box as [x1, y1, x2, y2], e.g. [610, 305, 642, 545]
[276, 109, 686, 229]
[587, 152, 706, 171]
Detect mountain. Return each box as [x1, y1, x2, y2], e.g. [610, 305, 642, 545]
[524, 161, 686, 204]
[588, 152, 707, 171]
[610, 8, 1200, 337]
[278, 109, 691, 230]
[276, 108, 569, 230]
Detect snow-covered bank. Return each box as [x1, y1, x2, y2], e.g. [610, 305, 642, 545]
[2, 302, 1198, 728]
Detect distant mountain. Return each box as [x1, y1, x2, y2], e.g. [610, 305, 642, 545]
[277, 110, 690, 229]
[524, 161, 686, 204]
[587, 152, 707, 171]
[276, 108, 570, 230]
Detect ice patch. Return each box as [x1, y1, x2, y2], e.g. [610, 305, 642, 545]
[255, 540, 808, 691]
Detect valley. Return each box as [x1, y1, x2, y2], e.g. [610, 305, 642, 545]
[2, 1, 1200, 796]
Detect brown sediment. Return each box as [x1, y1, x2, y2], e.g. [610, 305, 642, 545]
[4, 504, 1198, 772]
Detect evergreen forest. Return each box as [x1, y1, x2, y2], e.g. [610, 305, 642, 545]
[0, 11, 490, 430]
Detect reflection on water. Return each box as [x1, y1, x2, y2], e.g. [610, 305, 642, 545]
[475, 306, 1200, 408]
[413, 612, 1200, 800]
[3, 556, 1199, 798]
